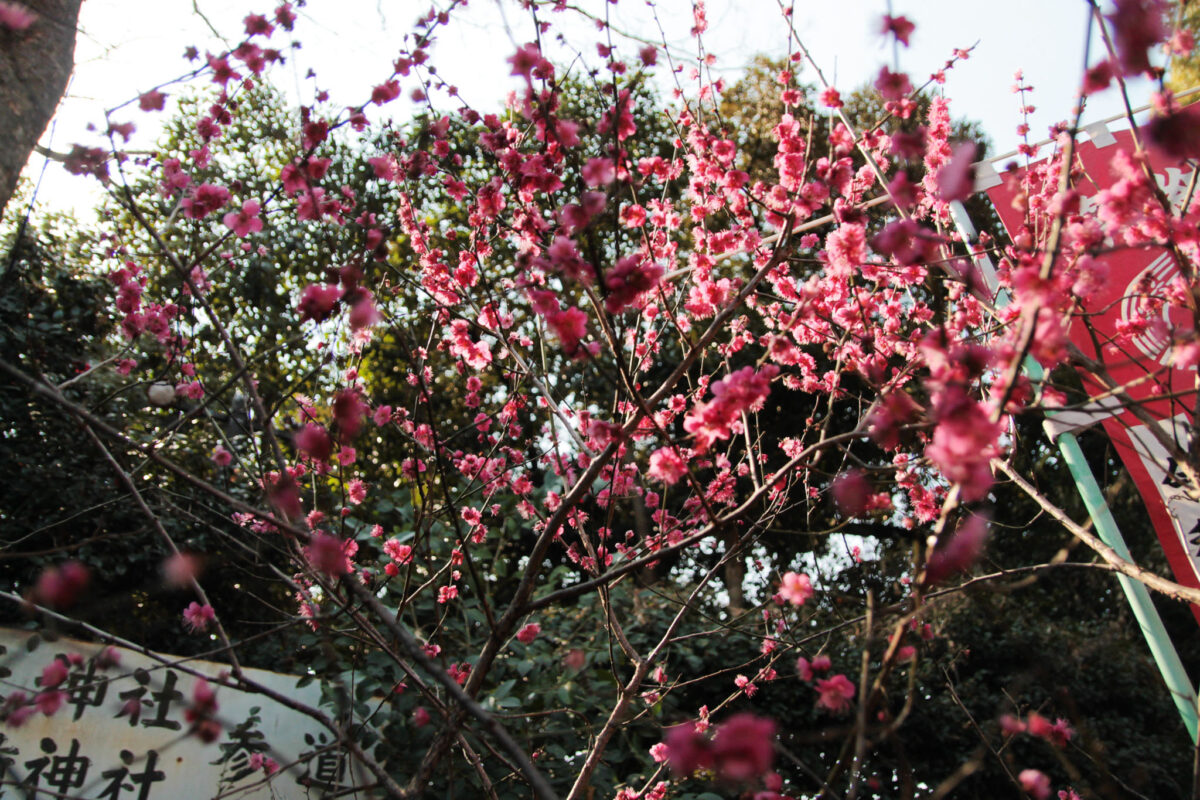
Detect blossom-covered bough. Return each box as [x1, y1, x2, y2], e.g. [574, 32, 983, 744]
[3, 0, 1200, 798]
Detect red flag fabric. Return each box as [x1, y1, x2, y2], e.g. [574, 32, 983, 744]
[984, 128, 1200, 621]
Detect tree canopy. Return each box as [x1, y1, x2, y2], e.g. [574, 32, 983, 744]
[2, 2, 1200, 799]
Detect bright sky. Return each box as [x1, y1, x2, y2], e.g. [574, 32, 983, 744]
[28, 0, 1156, 215]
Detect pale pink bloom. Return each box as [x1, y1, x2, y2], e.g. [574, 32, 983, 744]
[163, 553, 201, 588]
[649, 742, 670, 763]
[347, 292, 381, 331]
[796, 656, 814, 682]
[1000, 714, 1027, 735]
[810, 654, 832, 672]
[563, 649, 586, 671]
[1019, 769, 1051, 800]
[582, 157, 615, 186]
[815, 674, 856, 714]
[211, 444, 233, 466]
[778, 571, 814, 606]
[0, 2, 36, 30]
[934, 142, 978, 203]
[875, 66, 912, 100]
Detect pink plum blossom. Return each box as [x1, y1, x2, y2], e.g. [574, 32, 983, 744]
[815, 674, 856, 714]
[778, 571, 814, 606]
[223, 200, 263, 237]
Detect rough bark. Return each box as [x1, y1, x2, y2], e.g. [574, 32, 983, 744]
[0, 0, 82, 219]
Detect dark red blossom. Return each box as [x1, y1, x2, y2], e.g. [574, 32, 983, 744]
[831, 470, 870, 516]
[33, 562, 90, 610]
[244, 13, 274, 36]
[1026, 713, 1075, 747]
[297, 282, 342, 322]
[295, 424, 333, 462]
[1144, 101, 1200, 161]
[185, 679, 220, 742]
[371, 80, 401, 105]
[139, 89, 167, 111]
[926, 514, 989, 584]
[181, 183, 231, 220]
[63, 146, 109, 181]
[664, 713, 775, 783]
[305, 532, 358, 577]
[664, 723, 712, 776]
[603, 255, 663, 313]
[1082, 60, 1114, 95]
[275, 2, 296, 30]
[265, 472, 302, 520]
[332, 390, 368, 442]
[881, 14, 915, 46]
[710, 714, 776, 783]
[875, 66, 912, 101]
[1107, 0, 1167, 75]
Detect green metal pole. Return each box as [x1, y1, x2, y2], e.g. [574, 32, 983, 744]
[1054, 429, 1199, 741]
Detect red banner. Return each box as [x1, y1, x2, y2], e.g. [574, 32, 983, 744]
[983, 128, 1200, 619]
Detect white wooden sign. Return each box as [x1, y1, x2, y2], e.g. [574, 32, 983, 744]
[0, 629, 368, 799]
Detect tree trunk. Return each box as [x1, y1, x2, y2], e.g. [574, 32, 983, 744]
[0, 0, 82, 219]
[723, 530, 746, 615]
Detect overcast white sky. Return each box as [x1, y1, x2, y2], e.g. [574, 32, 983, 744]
[28, 0, 1156, 214]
